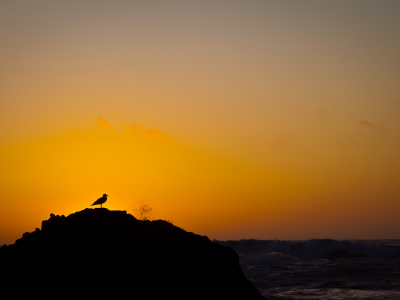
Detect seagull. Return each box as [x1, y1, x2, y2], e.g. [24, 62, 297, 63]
[91, 194, 108, 208]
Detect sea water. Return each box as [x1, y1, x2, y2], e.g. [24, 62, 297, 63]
[215, 239, 400, 300]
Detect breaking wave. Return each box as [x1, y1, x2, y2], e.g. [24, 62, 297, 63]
[214, 239, 400, 266]
[214, 239, 400, 299]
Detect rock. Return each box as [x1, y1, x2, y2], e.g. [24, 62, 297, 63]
[0, 208, 263, 299]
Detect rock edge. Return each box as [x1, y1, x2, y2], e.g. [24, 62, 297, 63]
[0, 208, 263, 299]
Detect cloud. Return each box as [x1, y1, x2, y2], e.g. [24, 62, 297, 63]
[390, 98, 400, 106]
[318, 109, 328, 118]
[122, 124, 141, 133]
[97, 117, 113, 130]
[94, 117, 170, 142]
[122, 124, 170, 141]
[142, 129, 169, 141]
[272, 138, 287, 146]
[357, 120, 385, 131]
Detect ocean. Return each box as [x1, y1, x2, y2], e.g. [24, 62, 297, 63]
[215, 239, 400, 300]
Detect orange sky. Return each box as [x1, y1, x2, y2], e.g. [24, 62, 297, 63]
[1, 1, 400, 244]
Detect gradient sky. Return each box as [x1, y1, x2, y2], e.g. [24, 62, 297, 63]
[1, 0, 400, 244]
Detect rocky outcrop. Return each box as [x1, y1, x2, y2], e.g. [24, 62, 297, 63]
[0, 208, 263, 299]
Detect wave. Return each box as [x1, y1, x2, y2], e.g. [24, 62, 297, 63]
[240, 252, 301, 266]
[214, 239, 400, 265]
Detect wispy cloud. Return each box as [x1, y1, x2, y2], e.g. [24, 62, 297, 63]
[122, 124, 140, 133]
[357, 120, 385, 131]
[95, 117, 170, 142]
[142, 128, 169, 141]
[272, 138, 287, 146]
[122, 123, 170, 141]
[318, 109, 328, 118]
[390, 98, 400, 106]
[97, 117, 113, 130]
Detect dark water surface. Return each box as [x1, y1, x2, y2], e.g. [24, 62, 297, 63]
[215, 239, 400, 299]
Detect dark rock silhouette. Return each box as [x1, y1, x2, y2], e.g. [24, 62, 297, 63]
[0, 208, 263, 299]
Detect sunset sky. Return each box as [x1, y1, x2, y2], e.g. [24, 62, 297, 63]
[1, 1, 400, 245]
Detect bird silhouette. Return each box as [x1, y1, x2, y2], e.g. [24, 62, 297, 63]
[91, 194, 108, 208]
